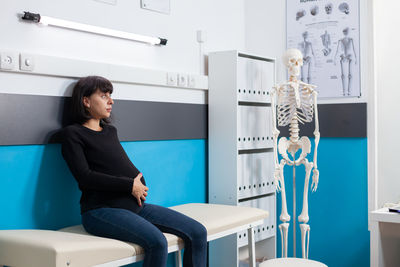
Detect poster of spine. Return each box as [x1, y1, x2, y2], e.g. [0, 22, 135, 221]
[286, 0, 360, 98]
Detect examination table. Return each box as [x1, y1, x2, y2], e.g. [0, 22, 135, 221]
[0, 203, 268, 267]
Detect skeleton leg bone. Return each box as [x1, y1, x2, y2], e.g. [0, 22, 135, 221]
[298, 159, 313, 258]
[277, 158, 291, 257]
[300, 66, 305, 83]
[279, 223, 290, 258]
[298, 159, 313, 223]
[300, 224, 310, 259]
[348, 58, 352, 96]
[340, 57, 346, 96]
[278, 159, 290, 223]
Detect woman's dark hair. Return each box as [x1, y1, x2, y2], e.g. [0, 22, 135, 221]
[71, 76, 113, 125]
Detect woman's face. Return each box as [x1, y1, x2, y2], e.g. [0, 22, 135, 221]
[83, 89, 114, 120]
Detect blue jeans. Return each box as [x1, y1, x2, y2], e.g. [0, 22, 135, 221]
[82, 204, 207, 267]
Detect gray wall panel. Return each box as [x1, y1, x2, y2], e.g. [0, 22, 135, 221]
[277, 103, 367, 138]
[0, 94, 207, 145]
[112, 100, 208, 141]
[0, 94, 366, 145]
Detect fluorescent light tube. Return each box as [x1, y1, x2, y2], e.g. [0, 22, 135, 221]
[21, 11, 167, 45]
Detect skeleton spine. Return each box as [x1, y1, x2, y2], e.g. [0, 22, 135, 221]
[289, 111, 300, 143]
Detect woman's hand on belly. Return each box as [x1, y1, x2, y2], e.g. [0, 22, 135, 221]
[132, 173, 149, 207]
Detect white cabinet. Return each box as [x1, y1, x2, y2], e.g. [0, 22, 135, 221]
[208, 50, 276, 267]
[237, 152, 275, 199]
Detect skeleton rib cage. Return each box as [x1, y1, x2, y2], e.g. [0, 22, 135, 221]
[276, 84, 314, 127]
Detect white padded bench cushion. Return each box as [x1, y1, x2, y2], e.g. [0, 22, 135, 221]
[0, 229, 135, 267]
[259, 258, 328, 267]
[0, 203, 268, 267]
[60, 225, 181, 258]
[170, 203, 268, 237]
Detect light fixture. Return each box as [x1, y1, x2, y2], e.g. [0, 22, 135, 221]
[21, 12, 167, 46]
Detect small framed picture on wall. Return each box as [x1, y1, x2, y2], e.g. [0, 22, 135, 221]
[141, 0, 170, 14]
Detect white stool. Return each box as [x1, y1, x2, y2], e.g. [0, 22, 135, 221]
[259, 258, 327, 267]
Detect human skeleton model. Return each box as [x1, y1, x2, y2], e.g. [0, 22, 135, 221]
[298, 31, 315, 84]
[334, 27, 357, 96]
[270, 48, 320, 259]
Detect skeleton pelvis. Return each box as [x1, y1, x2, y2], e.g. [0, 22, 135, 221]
[278, 136, 311, 164]
[287, 142, 300, 154]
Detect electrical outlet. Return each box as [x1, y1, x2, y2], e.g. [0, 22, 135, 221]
[188, 75, 196, 87]
[178, 74, 187, 87]
[0, 52, 17, 70]
[20, 53, 35, 71]
[167, 72, 178, 86]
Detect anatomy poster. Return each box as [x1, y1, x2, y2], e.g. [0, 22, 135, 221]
[287, 0, 360, 98]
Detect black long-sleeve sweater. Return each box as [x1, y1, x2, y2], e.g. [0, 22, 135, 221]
[61, 123, 146, 214]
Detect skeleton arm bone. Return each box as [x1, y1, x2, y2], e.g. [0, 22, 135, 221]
[310, 42, 315, 57]
[311, 90, 320, 192]
[351, 39, 357, 64]
[310, 43, 315, 66]
[271, 86, 280, 168]
[271, 86, 283, 191]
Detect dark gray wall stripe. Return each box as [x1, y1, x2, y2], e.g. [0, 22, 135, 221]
[0, 94, 366, 146]
[0, 94, 207, 145]
[112, 99, 207, 142]
[277, 103, 367, 138]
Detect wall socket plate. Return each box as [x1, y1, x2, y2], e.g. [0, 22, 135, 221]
[20, 53, 35, 71]
[0, 52, 17, 70]
[188, 75, 196, 87]
[167, 72, 178, 86]
[178, 74, 187, 87]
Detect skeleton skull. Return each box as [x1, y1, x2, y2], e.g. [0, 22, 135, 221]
[325, 3, 333, 14]
[310, 5, 319, 16]
[339, 2, 350, 15]
[283, 48, 303, 77]
[296, 9, 306, 21]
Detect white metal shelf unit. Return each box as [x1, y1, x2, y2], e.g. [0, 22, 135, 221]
[208, 50, 276, 267]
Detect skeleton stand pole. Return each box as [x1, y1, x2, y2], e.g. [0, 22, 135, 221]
[293, 154, 296, 258]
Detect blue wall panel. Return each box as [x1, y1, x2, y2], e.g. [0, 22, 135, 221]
[0, 139, 207, 267]
[0, 144, 81, 230]
[0, 137, 369, 266]
[276, 138, 369, 267]
[121, 140, 207, 207]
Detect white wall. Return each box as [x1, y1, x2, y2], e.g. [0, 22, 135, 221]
[244, 0, 286, 83]
[374, 0, 400, 207]
[1, 0, 246, 73]
[0, 0, 246, 101]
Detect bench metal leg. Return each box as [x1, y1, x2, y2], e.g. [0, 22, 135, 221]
[175, 249, 183, 267]
[248, 227, 256, 267]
